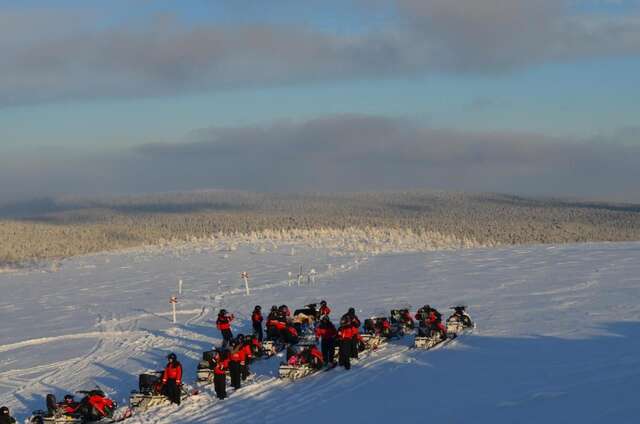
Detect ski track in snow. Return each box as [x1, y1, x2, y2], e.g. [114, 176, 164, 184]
[1, 242, 640, 423]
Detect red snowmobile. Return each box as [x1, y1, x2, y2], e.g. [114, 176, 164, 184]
[30, 389, 116, 423]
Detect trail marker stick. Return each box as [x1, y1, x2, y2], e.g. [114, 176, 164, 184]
[170, 296, 178, 324]
[241, 271, 250, 295]
[178, 279, 183, 295]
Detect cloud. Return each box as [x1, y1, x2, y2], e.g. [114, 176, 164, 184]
[2, 115, 639, 202]
[1, 2, 640, 106]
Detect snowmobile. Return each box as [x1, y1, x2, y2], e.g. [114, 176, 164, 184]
[292, 304, 319, 342]
[446, 306, 474, 335]
[128, 372, 191, 412]
[389, 308, 415, 333]
[360, 317, 395, 350]
[414, 323, 448, 349]
[30, 390, 116, 424]
[278, 344, 323, 380]
[196, 350, 223, 383]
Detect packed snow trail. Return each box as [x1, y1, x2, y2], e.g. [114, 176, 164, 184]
[1, 242, 640, 422]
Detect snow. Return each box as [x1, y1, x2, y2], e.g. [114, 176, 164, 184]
[2, 242, 640, 423]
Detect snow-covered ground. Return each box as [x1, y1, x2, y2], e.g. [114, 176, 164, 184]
[2, 241, 640, 423]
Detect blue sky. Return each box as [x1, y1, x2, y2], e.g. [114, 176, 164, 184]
[0, 0, 639, 200]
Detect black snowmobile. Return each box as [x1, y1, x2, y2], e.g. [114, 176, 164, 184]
[446, 306, 474, 335]
[389, 308, 415, 333]
[360, 317, 396, 350]
[30, 389, 117, 424]
[128, 371, 192, 411]
[278, 343, 324, 380]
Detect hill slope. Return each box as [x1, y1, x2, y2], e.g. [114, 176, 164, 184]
[1, 241, 639, 422]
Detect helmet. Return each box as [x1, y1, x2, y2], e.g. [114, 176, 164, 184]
[64, 395, 75, 403]
[423, 305, 430, 311]
[348, 307, 355, 315]
[254, 305, 261, 311]
[320, 300, 327, 306]
[0, 406, 9, 415]
[321, 315, 330, 323]
[167, 352, 177, 361]
[219, 309, 227, 315]
[271, 305, 278, 311]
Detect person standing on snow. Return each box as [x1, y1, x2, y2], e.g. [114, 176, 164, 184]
[216, 309, 235, 346]
[342, 307, 361, 359]
[337, 316, 354, 370]
[251, 305, 264, 342]
[315, 315, 337, 365]
[228, 340, 244, 390]
[161, 353, 183, 405]
[0, 406, 16, 424]
[213, 349, 229, 400]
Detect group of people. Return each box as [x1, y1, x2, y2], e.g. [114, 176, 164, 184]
[415, 305, 448, 338]
[2, 301, 460, 423]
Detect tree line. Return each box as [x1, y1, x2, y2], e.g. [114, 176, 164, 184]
[2, 190, 640, 267]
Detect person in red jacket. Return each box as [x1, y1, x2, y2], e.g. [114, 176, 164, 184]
[278, 305, 290, 318]
[236, 334, 252, 381]
[315, 315, 337, 365]
[228, 340, 244, 390]
[59, 394, 79, 415]
[266, 306, 282, 340]
[319, 300, 331, 317]
[341, 308, 361, 359]
[251, 305, 264, 342]
[216, 309, 234, 346]
[337, 317, 354, 370]
[427, 308, 447, 338]
[283, 323, 299, 344]
[213, 349, 229, 400]
[161, 353, 183, 405]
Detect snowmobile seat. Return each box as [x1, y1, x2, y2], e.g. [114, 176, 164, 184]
[138, 373, 162, 395]
[46, 394, 57, 416]
[202, 350, 217, 363]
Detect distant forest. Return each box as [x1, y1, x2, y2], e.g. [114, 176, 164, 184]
[2, 190, 640, 267]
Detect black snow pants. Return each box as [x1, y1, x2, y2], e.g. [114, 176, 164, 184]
[338, 338, 351, 370]
[253, 322, 264, 342]
[321, 338, 335, 364]
[163, 379, 181, 405]
[213, 373, 226, 400]
[229, 360, 242, 389]
[221, 329, 233, 346]
[241, 362, 250, 381]
[350, 336, 359, 359]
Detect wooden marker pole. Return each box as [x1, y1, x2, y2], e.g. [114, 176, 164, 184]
[241, 272, 250, 296]
[170, 296, 178, 324]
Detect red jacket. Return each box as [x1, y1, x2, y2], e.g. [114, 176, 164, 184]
[252, 311, 263, 323]
[267, 319, 286, 330]
[315, 324, 337, 340]
[230, 345, 246, 363]
[338, 325, 354, 340]
[214, 355, 229, 375]
[401, 311, 414, 324]
[319, 305, 331, 316]
[242, 343, 253, 360]
[216, 314, 234, 331]
[286, 325, 298, 337]
[162, 362, 182, 385]
[310, 346, 323, 364]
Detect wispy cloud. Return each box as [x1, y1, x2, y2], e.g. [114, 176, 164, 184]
[1, 1, 639, 106]
[2, 115, 639, 201]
